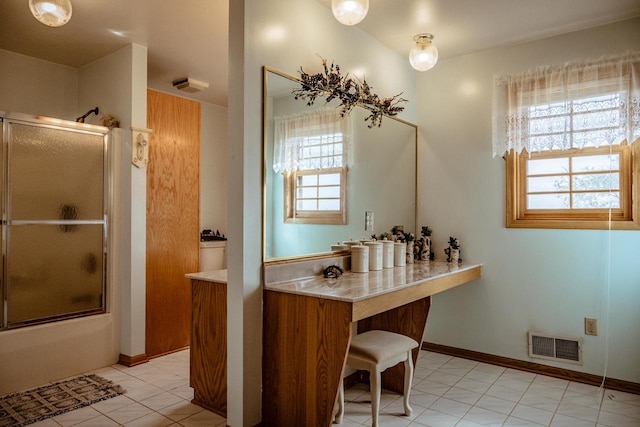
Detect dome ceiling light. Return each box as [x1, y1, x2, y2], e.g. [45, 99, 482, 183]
[409, 33, 439, 71]
[331, 0, 369, 26]
[29, 0, 73, 27]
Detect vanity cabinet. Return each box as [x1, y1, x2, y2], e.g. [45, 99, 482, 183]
[188, 271, 227, 417]
[262, 261, 482, 427]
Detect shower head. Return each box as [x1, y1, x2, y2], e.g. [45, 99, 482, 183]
[76, 107, 99, 123]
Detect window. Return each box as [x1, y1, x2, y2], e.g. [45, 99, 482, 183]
[283, 131, 347, 224]
[494, 52, 640, 230]
[284, 167, 346, 224]
[506, 144, 637, 229]
[274, 108, 351, 224]
[526, 150, 623, 210]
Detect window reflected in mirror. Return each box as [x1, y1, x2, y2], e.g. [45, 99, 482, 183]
[263, 67, 417, 261]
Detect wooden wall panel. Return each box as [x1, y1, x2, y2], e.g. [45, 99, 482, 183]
[190, 279, 227, 415]
[146, 89, 200, 357]
[262, 290, 353, 427]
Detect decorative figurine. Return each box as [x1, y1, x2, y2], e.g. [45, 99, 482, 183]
[444, 236, 461, 263]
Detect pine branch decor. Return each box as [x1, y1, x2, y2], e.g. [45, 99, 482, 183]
[292, 58, 408, 128]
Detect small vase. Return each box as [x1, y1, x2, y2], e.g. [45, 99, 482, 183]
[420, 237, 431, 261]
[444, 247, 460, 263]
[406, 241, 414, 264]
[413, 237, 421, 260]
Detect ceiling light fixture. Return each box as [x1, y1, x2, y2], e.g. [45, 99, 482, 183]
[29, 0, 73, 27]
[331, 0, 369, 26]
[409, 33, 439, 72]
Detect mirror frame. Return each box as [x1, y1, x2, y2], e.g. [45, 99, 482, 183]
[262, 66, 418, 264]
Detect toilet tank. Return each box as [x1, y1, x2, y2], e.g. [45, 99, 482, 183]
[199, 241, 226, 271]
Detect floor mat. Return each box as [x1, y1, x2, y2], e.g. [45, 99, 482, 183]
[0, 374, 125, 427]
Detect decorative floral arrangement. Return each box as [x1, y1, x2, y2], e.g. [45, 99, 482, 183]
[421, 226, 433, 237]
[403, 232, 415, 242]
[99, 114, 120, 129]
[292, 58, 408, 128]
[448, 237, 460, 249]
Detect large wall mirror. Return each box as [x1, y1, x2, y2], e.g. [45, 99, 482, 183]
[263, 66, 417, 262]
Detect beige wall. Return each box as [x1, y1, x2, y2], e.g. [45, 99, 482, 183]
[0, 49, 77, 120]
[0, 44, 147, 394]
[229, 0, 417, 424]
[200, 103, 228, 235]
[418, 18, 640, 382]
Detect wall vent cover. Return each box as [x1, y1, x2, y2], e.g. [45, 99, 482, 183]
[528, 331, 583, 365]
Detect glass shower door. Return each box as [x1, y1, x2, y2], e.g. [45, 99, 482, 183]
[3, 119, 107, 328]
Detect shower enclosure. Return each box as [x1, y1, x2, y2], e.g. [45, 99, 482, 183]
[0, 113, 109, 330]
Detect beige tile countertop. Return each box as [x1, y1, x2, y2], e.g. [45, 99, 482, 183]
[264, 261, 481, 303]
[185, 269, 227, 284]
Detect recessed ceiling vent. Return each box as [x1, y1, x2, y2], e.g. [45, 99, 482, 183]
[172, 77, 209, 93]
[528, 331, 583, 365]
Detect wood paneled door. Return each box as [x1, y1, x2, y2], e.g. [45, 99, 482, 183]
[146, 89, 200, 357]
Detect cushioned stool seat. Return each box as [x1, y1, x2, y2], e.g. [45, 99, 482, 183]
[335, 330, 419, 427]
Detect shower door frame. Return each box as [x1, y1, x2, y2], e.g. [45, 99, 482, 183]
[0, 113, 110, 330]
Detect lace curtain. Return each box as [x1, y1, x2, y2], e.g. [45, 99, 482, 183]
[492, 51, 640, 157]
[273, 107, 351, 173]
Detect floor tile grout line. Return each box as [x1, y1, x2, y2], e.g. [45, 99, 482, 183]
[544, 377, 568, 427]
[496, 370, 537, 425]
[25, 349, 638, 427]
[424, 357, 496, 426]
[594, 386, 611, 426]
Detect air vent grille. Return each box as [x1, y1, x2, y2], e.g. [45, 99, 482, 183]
[528, 331, 582, 365]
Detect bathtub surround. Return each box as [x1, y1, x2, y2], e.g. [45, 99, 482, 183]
[0, 44, 147, 396]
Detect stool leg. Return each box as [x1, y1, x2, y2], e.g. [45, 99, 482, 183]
[371, 367, 381, 427]
[403, 350, 414, 416]
[335, 377, 344, 424]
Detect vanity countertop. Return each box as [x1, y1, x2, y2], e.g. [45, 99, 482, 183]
[264, 261, 481, 303]
[186, 269, 227, 284]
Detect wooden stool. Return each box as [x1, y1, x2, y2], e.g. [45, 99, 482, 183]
[335, 330, 419, 427]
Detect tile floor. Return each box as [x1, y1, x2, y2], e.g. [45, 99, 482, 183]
[341, 351, 640, 427]
[22, 349, 640, 426]
[28, 349, 226, 427]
